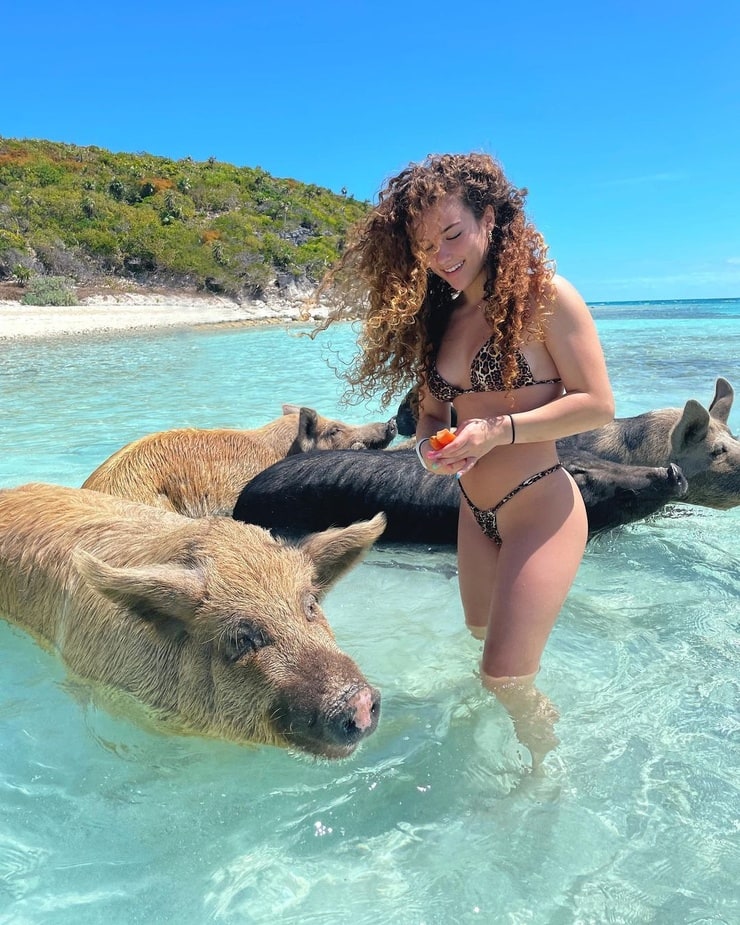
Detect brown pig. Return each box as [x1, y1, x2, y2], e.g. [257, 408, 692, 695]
[0, 483, 386, 759]
[82, 403, 397, 517]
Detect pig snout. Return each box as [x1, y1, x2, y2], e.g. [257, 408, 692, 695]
[351, 418, 398, 450]
[318, 681, 381, 753]
[334, 682, 381, 739]
[276, 681, 381, 759]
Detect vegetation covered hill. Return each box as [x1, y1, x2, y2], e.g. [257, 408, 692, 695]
[0, 137, 370, 302]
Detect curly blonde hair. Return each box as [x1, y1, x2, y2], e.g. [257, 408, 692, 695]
[310, 152, 555, 409]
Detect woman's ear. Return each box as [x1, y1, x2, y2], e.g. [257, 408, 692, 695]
[484, 204, 495, 236]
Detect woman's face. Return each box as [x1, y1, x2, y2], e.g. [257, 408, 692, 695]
[415, 194, 494, 296]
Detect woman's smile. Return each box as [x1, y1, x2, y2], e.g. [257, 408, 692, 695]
[442, 260, 463, 273]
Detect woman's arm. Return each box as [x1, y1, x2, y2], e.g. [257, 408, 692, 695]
[415, 383, 454, 471]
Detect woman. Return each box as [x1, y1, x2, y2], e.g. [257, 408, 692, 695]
[313, 153, 614, 764]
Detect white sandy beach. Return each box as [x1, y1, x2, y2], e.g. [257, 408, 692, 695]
[0, 288, 323, 341]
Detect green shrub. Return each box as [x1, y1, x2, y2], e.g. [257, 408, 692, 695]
[21, 275, 78, 306]
[13, 264, 32, 284]
[0, 229, 26, 253]
[0, 137, 371, 297]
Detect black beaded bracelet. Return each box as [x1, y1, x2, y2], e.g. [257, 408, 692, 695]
[508, 413, 516, 444]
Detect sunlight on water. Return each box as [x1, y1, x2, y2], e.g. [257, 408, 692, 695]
[1, 302, 739, 924]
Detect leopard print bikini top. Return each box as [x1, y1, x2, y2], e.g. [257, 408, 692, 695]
[427, 335, 562, 402]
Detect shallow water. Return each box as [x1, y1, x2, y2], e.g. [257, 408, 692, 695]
[1, 302, 739, 924]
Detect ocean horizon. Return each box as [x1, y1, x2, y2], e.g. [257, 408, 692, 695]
[589, 296, 740, 306]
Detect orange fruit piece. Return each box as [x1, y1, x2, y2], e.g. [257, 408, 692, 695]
[428, 428, 456, 450]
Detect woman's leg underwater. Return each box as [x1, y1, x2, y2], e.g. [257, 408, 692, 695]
[480, 469, 588, 766]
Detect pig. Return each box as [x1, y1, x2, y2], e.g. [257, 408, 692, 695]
[82, 404, 398, 517]
[397, 378, 739, 510]
[558, 377, 740, 509]
[561, 452, 687, 533]
[0, 483, 386, 759]
[232, 448, 688, 545]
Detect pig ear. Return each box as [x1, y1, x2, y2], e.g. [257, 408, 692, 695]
[281, 403, 300, 415]
[671, 399, 710, 455]
[73, 549, 205, 632]
[708, 377, 733, 425]
[298, 513, 386, 596]
[286, 407, 320, 455]
[296, 407, 319, 441]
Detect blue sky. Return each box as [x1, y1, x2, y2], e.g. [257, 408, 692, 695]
[3, 0, 739, 302]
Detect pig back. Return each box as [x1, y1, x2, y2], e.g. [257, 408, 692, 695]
[0, 484, 184, 642]
[233, 448, 460, 544]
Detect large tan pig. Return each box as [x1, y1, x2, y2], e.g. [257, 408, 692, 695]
[0, 483, 385, 759]
[82, 404, 398, 516]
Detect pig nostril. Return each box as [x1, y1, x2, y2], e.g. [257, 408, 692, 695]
[341, 717, 360, 739]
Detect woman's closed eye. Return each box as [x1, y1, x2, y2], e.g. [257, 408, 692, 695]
[423, 232, 460, 252]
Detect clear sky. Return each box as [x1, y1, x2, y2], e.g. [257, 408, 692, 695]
[3, 0, 739, 303]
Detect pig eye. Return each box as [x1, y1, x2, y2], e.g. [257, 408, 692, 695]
[303, 593, 321, 622]
[223, 622, 269, 661]
[710, 443, 727, 458]
[324, 426, 342, 439]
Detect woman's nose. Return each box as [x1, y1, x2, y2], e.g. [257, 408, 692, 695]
[436, 240, 454, 264]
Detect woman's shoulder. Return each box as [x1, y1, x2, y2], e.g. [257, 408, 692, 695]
[539, 274, 592, 319]
[525, 274, 584, 332]
[541, 275, 601, 342]
[546, 274, 585, 304]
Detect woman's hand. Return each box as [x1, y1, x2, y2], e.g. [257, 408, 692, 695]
[426, 415, 512, 476]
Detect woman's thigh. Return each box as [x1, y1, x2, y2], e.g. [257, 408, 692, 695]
[483, 469, 588, 677]
[457, 497, 499, 638]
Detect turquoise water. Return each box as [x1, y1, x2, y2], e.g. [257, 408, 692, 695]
[0, 300, 739, 924]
